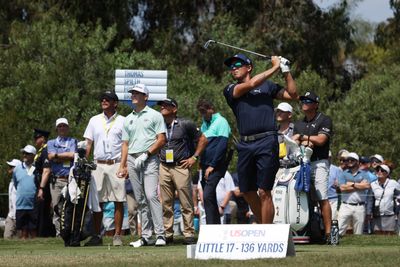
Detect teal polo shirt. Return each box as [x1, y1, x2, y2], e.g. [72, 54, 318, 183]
[200, 112, 231, 167]
[122, 106, 166, 154]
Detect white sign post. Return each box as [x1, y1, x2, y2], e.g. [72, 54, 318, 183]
[192, 224, 295, 260]
[114, 70, 167, 103]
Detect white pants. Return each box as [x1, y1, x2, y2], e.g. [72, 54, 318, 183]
[338, 203, 365, 236]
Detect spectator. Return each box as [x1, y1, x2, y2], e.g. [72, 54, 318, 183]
[328, 151, 342, 220]
[359, 156, 377, 234]
[292, 91, 333, 243]
[223, 53, 297, 224]
[370, 164, 400, 235]
[370, 154, 384, 169]
[337, 153, 370, 236]
[197, 98, 231, 224]
[34, 128, 54, 237]
[338, 149, 349, 171]
[13, 145, 38, 239]
[276, 102, 294, 165]
[118, 84, 167, 247]
[4, 159, 21, 239]
[83, 91, 126, 246]
[40, 118, 77, 236]
[157, 98, 207, 245]
[231, 172, 250, 224]
[216, 171, 236, 224]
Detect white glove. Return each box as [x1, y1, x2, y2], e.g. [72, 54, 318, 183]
[134, 152, 149, 169]
[279, 56, 290, 73]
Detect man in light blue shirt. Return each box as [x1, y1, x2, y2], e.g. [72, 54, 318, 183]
[41, 118, 77, 236]
[13, 145, 37, 239]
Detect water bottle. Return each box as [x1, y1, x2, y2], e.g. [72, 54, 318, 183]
[330, 220, 339, 245]
[194, 215, 200, 233]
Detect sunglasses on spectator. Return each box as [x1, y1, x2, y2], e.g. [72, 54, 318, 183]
[339, 159, 348, 163]
[376, 167, 388, 174]
[301, 99, 316, 104]
[371, 159, 381, 163]
[229, 61, 245, 70]
[347, 158, 357, 162]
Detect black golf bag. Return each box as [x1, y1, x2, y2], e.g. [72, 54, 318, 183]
[60, 149, 96, 247]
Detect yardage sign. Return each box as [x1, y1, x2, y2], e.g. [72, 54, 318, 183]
[115, 70, 167, 101]
[194, 224, 295, 260]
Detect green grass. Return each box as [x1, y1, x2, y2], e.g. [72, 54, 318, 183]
[0, 235, 399, 267]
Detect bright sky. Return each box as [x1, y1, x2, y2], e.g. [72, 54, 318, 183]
[314, 0, 394, 23]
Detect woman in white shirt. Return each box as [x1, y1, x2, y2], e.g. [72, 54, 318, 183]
[370, 164, 400, 234]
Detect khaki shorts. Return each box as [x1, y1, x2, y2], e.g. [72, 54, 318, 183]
[92, 162, 126, 202]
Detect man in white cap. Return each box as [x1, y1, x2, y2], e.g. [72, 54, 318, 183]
[40, 118, 77, 236]
[83, 91, 126, 246]
[275, 102, 294, 165]
[337, 152, 371, 236]
[13, 145, 38, 239]
[370, 154, 384, 169]
[4, 159, 21, 239]
[118, 84, 167, 247]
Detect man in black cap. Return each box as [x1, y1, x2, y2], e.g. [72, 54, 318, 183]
[157, 97, 208, 245]
[223, 53, 297, 224]
[83, 90, 126, 246]
[292, 91, 333, 243]
[35, 128, 55, 237]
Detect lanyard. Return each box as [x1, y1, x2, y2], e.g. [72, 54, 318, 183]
[34, 144, 47, 162]
[102, 114, 117, 137]
[56, 137, 69, 148]
[166, 121, 175, 146]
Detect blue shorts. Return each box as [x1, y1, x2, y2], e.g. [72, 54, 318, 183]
[237, 134, 279, 192]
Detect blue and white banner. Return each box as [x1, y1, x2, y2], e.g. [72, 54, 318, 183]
[194, 224, 295, 260]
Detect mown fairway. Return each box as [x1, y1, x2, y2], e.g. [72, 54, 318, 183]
[0, 235, 399, 267]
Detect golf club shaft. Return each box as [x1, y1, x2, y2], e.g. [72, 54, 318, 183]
[205, 40, 270, 60]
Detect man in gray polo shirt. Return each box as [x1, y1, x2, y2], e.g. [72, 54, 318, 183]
[118, 83, 167, 247]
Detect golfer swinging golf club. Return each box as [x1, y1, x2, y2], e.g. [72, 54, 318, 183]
[223, 53, 298, 224]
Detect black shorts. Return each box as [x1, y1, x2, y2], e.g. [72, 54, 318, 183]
[16, 209, 37, 230]
[237, 134, 279, 192]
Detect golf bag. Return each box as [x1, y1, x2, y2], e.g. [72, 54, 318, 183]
[60, 148, 96, 247]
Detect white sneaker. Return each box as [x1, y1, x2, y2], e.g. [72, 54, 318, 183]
[155, 236, 166, 246]
[129, 237, 148, 248]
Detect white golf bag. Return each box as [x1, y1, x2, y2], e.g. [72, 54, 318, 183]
[272, 136, 313, 243]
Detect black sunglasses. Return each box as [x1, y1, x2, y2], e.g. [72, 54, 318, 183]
[301, 99, 316, 104]
[229, 61, 245, 70]
[376, 167, 388, 174]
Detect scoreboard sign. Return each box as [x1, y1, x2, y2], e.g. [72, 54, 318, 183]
[115, 70, 167, 102]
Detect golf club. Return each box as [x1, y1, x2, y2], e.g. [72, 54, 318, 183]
[204, 39, 290, 65]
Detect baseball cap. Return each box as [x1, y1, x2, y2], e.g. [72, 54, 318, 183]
[224, 53, 253, 67]
[377, 164, 390, 174]
[275, 102, 293, 113]
[157, 98, 178, 108]
[6, 159, 22, 167]
[20, 145, 37, 155]
[370, 154, 384, 163]
[347, 152, 359, 161]
[359, 156, 370, 164]
[128, 83, 149, 95]
[33, 128, 50, 139]
[56, 118, 69, 127]
[300, 91, 320, 103]
[338, 149, 349, 159]
[100, 90, 119, 101]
